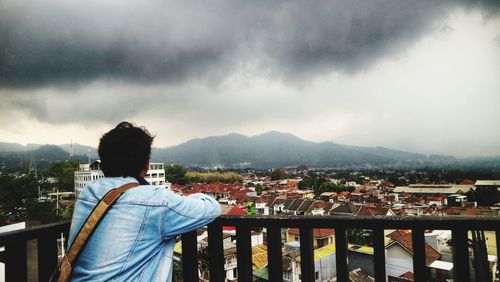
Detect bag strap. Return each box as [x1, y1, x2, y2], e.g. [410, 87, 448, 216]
[64, 182, 140, 266]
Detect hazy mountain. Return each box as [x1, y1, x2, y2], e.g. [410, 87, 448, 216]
[0, 142, 43, 152]
[59, 143, 98, 159]
[32, 145, 69, 160]
[152, 131, 437, 168]
[0, 131, 464, 169]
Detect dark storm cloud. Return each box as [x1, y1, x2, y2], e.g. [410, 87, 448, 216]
[0, 0, 498, 88]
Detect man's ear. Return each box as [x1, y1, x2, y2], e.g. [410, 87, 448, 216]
[140, 160, 150, 177]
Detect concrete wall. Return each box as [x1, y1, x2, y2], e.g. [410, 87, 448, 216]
[386, 245, 413, 277]
[348, 250, 374, 277]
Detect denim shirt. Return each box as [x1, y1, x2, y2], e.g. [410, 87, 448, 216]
[67, 177, 221, 281]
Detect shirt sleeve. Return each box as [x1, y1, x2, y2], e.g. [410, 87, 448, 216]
[161, 192, 221, 239]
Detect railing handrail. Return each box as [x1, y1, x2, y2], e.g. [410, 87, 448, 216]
[214, 214, 500, 230]
[0, 220, 71, 244]
[1, 215, 499, 282]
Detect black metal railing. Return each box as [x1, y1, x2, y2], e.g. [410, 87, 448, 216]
[0, 220, 71, 281]
[0, 216, 499, 282]
[191, 215, 500, 282]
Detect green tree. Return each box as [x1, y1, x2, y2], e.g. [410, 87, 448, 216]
[270, 168, 288, 180]
[299, 172, 327, 197]
[315, 181, 346, 197]
[46, 160, 80, 191]
[0, 174, 60, 223]
[165, 165, 188, 184]
[467, 187, 499, 207]
[472, 230, 492, 281]
[0, 175, 38, 216]
[254, 184, 265, 196]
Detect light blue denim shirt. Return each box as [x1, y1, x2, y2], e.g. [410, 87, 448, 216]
[67, 177, 221, 281]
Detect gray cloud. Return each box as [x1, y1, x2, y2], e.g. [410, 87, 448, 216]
[1, 0, 498, 88]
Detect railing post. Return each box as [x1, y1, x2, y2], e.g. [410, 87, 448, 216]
[412, 227, 427, 282]
[497, 228, 500, 274]
[373, 227, 386, 282]
[452, 228, 470, 282]
[181, 230, 199, 282]
[267, 227, 283, 282]
[236, 225, 252, 282]
[208, 221, 225, 282]
[38, 233, 59, 282]
[335, 227, 349, 282]
[299, 227, 315, 282]
[5, 239, 28, 282]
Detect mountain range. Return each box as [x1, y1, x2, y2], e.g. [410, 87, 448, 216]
[0, 131, 468, 169]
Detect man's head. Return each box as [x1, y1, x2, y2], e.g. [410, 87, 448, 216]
[98, 121, 154, 177]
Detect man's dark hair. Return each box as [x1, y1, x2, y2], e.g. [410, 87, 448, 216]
[98, 121, 154, 177]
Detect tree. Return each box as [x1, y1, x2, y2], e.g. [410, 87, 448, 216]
[298, 172, 327, 197]
[46, 160, 80, 191]
[471, 230, 492, 282]
[165, 165, 188, 184]
[466, 187, 499, 207]
[270, 168, 288, 180]
[0, 174, 60, 223]
[255, 184, 265, 196]
[347, 229, 373, 246]
[0, 174, 38, 215]
[315, 181, 346, 197]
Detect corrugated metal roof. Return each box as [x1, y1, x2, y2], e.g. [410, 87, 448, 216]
[394, 185, 473, 194]
[252, 244, 268, 271]
[475, 180, 500, 186]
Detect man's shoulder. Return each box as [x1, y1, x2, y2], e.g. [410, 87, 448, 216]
[79, 177, 174, 205]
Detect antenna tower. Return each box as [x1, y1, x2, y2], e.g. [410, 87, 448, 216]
[28, 150, 37, 178]
[69, 139, 74, 160]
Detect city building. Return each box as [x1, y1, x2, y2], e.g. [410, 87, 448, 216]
[74, 161, 170, 196]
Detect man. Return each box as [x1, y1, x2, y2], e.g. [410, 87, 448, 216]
[67, 122, 221, 281]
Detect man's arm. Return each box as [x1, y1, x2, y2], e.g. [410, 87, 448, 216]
[161, 192, 221, 239]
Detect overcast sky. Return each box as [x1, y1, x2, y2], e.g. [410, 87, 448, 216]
[1, 0, 499, 157]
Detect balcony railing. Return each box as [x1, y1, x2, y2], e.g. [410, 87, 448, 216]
[0, 220, 71, 281]
[0, 215, 499, 282]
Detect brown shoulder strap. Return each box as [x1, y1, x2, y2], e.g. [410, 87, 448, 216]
[64, 182, 140, 265]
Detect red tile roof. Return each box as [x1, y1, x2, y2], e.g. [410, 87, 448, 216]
[288, 228, 335, 238]
[386, 232, 441, 265]
[386, 230, 411, 240]
[356, 206, 392, 216]
[459, 179, 475, 185]
[400, 271, 414, 280]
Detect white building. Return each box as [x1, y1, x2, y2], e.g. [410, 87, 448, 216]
[74, 161, 170, 196]
[74, 161, 104, 196]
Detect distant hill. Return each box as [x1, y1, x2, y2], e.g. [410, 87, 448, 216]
[0, 142, 43, 152]
[33, 145, 69, 161]
[0, 131, 467, 170]
[153, 131, 449, 168]
[59, 143, 98, 159]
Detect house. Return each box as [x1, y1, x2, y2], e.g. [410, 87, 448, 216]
[385, 231, 442, 277]
[308, 201, 334, 215]
[330, 202, 360, 216]
[282, 243, 337, 282]
[426, 194, 445, 206]
[287, 228, 335, 249]
[356, 206, 395, 216]
[220, 204, 247, 231]
[270, 198, 287, 215]
[254, 196, 275, 215]
[319, 192, 336, 203]
[296, 200, 315, 215]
